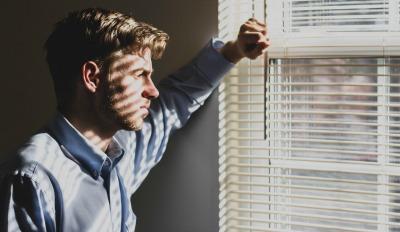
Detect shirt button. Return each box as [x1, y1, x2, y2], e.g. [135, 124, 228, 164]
[92, 170, 98, 177]
[104, 159, 111, 167]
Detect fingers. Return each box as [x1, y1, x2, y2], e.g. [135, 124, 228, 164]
[239, 31, 270, 48]
[248, 17, 265, 26]
[240, 18, 267, 35]
[237, 18, 269, 60]
[247, 18, 266, 28]
[247, 44, 267, 59]
[221, 18, 269, 63]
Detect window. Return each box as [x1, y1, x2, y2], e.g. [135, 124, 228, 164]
[218, 0, 400, 231]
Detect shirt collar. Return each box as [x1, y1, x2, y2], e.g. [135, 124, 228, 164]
[46, 113, 125, 179]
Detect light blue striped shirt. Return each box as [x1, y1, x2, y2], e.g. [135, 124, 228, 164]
[0, 39, 233, 232]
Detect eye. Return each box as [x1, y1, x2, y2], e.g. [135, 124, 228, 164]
[136, 71, 146, 78]
[134, 70, 152, 79]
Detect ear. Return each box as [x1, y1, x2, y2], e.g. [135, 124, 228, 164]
[81, 61, 101, 93]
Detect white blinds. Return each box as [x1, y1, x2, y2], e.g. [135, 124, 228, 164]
[218, 0, 400, 231]
[268, 0, 400, 57]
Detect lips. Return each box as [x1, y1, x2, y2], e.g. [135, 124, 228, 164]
[140, 105, 149, 111]
[141, 101, 151, 110]
[140, 103, 150, 118]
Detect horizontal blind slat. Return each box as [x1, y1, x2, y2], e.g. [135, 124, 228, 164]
[226, 198, 400, 217]
[223, 189, 400, 208]
[226, 207, 400, 227]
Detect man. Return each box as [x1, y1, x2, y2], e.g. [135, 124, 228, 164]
[0, 8, 268, 232]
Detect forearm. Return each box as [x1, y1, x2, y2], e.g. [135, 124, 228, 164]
[157, 39, 234, 129]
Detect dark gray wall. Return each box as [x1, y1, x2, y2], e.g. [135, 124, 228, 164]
[0, 1, 220, 231]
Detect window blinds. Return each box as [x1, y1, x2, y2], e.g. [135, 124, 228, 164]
[218, 0, 400, 231]
[267, 0, 400, 57]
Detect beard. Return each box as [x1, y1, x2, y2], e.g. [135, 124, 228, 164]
[117, 113, 144, 131]
[100, 90, 148, 132]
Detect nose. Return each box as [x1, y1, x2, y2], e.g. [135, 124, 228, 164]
[142, 77, 159, 100]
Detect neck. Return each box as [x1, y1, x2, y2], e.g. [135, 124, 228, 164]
[62, 110, 118, 152]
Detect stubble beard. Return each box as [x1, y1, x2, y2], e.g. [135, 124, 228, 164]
[102, 93, 144, 132]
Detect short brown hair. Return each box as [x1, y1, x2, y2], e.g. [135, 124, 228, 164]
[44, 8, 169, 110]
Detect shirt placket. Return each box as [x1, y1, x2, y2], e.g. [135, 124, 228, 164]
[110, 168, 122, 232]
[102, 159, 122, 232]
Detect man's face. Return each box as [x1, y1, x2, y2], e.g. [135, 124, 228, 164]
[99, 47, 159, 131]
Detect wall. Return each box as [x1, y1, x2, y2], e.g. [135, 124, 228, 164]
[0, 0, 220, 231]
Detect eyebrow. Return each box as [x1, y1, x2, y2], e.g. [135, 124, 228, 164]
[128, 67, 153, 75]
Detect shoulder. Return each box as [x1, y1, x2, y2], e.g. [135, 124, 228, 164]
[17, 132, 61, 160]
[15, 132, 64, 168]
[2, 131, 59, 186]
[1, 131, 61, 195]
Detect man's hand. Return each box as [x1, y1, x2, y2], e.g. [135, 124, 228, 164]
[220, 18, 269, 63]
